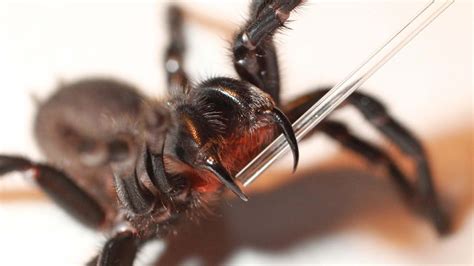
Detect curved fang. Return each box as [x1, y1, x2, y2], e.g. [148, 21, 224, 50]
[203, 156, 248, 201]
[268, 107, 299, 172]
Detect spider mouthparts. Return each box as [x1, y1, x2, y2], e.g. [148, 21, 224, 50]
[269, 107, 299, 172]
[203, 156, 248, 202]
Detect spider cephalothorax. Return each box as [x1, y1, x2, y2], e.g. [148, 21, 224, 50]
[0, 1, 449, 265]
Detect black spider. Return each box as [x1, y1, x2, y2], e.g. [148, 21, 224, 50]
[0, 1, 449, 265]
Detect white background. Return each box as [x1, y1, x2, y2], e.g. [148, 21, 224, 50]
[0, 0, 472, 265]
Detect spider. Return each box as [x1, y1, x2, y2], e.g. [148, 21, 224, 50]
[0, 1, 450, 265]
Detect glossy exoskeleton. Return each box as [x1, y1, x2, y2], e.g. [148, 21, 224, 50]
[0, 1, 449, 265]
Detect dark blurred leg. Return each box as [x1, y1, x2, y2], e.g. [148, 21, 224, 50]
[164, 6, 190, 94]
[0, 155, 106, 229]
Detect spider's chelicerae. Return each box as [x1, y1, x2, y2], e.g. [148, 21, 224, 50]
[0, 1, 450, 265]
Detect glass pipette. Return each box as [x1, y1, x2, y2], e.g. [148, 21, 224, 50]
[237, 0, 455, 187]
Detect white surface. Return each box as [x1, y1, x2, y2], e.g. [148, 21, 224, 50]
[0, 1, 472, 265]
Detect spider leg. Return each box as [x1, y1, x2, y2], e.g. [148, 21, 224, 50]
[110, 147, 156, 215]
[283, 88, 450, 235]
[317, 120, 415, 202]
[232, 0, 304, 105]
[89, 229, 141, 266]
[164, 5, 190, 94]
[0, 155, 106, 229]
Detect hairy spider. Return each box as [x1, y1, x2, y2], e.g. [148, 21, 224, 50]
[0, 1, 450, 265]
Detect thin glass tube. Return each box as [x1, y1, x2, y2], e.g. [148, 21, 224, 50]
[237, 0, 455, 187]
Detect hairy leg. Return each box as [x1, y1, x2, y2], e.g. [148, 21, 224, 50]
[284, 88, 450, 234]
[88, 229, 141, 266]
[232, 0, 304, 105]
[0, 155, 106, 229]
[318, 120, 415, 202]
